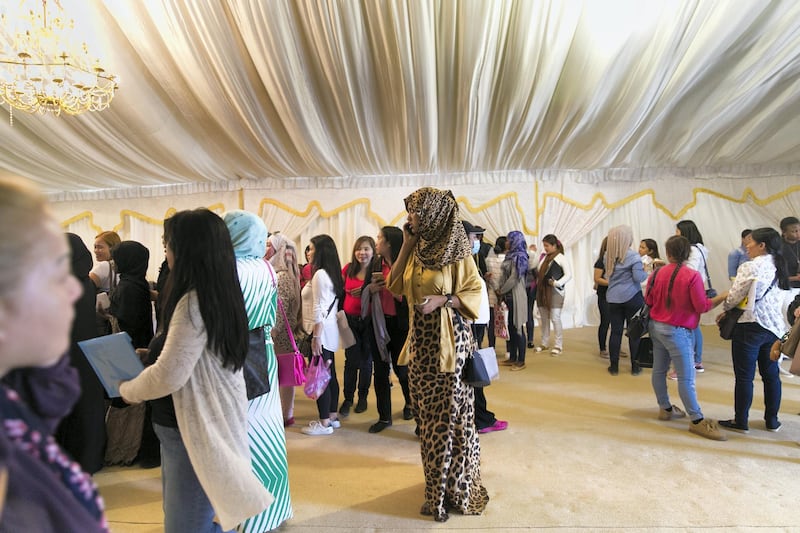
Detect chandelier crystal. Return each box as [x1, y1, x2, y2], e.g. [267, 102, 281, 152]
[0, 0, 118, 119]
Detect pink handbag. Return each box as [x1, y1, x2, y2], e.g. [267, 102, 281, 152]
[270, 269, 307, 387]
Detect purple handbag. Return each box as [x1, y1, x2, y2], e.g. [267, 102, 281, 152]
[303, 355, 331, 400]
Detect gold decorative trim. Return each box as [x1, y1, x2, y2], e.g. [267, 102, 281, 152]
[60, 204, 228, 232]
[540, 184, 800, 221]
[59, 211, 103, 234]
[258, 198, 389, 228]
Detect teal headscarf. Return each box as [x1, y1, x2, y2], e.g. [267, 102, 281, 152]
[223, 210, 268, 259]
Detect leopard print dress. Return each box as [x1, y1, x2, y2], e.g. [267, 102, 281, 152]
[408, 307, 489, 522]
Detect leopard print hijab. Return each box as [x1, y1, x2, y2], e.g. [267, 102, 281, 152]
[404, 187, 471, 269]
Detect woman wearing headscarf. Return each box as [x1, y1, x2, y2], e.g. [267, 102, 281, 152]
[0, 179, 107, 532]
[110, 241, 153, 349]
[605, 225, 648, 376]
[498, 231, 529, 370]
[717, 227, 790, 434]
[224, 211, 292, 532]
[266, 233, 303, 427]
[387, 187, 488, 523]
[55, 234, 106, 474]
[120, 209, 273, 533]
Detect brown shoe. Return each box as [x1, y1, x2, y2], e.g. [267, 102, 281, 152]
[510, 362, 527, 371]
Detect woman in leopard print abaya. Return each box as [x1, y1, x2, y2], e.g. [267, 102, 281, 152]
[387, 187, 489, 523]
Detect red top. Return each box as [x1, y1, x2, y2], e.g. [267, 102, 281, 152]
[645, 263, 713, 329]
[342, 262, 396, 316]
[300, 263, 313, 289]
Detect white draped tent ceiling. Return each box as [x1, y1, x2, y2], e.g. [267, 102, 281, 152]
[2, 0, 799, 328]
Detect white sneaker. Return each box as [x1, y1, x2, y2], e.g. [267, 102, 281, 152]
[301, 421, 333, 436]
[330, 419, 341, 429]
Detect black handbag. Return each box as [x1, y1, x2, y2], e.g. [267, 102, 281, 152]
[718, 308, 744, 340]
[718, 280, 775, 340]
[626, 267, 660, 340]
[243, 326, 270, 400]
[626, 305, 650, 340]
[463, 350, 491, 387]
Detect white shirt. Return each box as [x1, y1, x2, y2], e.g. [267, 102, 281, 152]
[725, 254, 786, 338]
[301, 269, 339, 351]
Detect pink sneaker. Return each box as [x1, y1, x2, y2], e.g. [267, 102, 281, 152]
[478, 420, 508, 434]
[668, 370, 677, 380]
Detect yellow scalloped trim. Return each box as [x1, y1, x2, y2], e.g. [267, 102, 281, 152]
[540, 184, 800, 221]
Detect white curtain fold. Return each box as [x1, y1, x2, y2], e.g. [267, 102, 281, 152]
[1, 0, 799, 193]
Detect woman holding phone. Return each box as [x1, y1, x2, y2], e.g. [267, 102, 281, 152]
[387, 187, 488, 522]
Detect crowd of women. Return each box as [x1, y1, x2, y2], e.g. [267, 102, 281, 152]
[2, 176, 799, 530]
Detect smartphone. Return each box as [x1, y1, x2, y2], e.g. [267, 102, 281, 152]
[404, 223, 415, 236]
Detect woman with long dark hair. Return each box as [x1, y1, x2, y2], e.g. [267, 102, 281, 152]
[387, 187, 487, 522]
[676, 220, 712, 372]
[339, 235, 379, 417]
[647, 236, 727, 440]
[594, 237, 611, 358]
[639, 238, 663, 273]
[717, 227, 790, 434]
[369, 226, 412, 432]
[300, 234, 344, 435]
[120, 209, 272, 532]
[534, 234, 571, 356]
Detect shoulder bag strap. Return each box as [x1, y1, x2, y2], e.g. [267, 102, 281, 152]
[267, 266, 300, 353]
[694, 245, 713, 290]
[755, 277, 777, 303]
[647, 265, 660, 292]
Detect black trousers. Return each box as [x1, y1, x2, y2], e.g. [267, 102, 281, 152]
[342, 314, 375, 402]
[373, 315, 410, 421]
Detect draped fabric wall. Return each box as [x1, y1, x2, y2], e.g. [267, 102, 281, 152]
[51, 174, 800, 330]
[2, 1, 800, 193]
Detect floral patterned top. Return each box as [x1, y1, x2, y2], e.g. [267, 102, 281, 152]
[0, 384, 108, 532]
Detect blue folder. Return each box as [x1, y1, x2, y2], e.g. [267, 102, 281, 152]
[78, 332, 144, 397]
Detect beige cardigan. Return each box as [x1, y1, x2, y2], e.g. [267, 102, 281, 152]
[119, 291, 273, 529]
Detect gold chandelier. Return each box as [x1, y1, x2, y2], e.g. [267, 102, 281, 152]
[0, 0, 118, 120]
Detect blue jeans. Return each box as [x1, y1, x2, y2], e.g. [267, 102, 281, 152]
[608, 292, 644, 369]
[649, 321, 703, 421]
[693, 327, 703, 365]
[730, 322, 781, 428]
[153, 424, 230, 533]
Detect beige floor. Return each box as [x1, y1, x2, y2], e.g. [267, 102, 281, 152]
[96, 325, 800, 532]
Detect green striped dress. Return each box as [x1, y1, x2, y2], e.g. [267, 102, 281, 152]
[235, 258, 293, 532]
